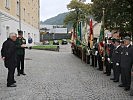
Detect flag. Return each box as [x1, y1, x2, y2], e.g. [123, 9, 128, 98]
[89, 19, 93, 49]
[99, 25, 104, 42]
[76, 21, 82, 45]
[98, 17, 104, 56]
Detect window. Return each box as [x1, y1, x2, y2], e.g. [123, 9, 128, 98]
[16, 1, 19, 16]
[5, 0, 10, 9]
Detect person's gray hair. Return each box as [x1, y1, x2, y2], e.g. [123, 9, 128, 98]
[9, 32, 17, 38]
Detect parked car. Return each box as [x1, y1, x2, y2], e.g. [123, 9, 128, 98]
[53, 40, 59, 45]
[61, 39, 68, 45]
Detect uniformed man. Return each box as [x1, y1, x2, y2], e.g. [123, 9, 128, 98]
[105, 37, 115, 76]
[97, 42, 104, 71]
[119, 36, 133, 91]
[16, 31, 26, 76]
[91, 38, 98, 67]
[112, 39, 122, 82]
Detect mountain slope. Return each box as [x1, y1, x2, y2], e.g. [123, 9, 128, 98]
[41, 12, 68, 25]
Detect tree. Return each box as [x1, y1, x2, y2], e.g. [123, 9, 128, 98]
[91, 0, 133, 32]
[64, 0, 91, 30]
[91, 0, 133, 38]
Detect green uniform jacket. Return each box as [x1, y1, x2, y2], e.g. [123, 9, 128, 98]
[15, 37, 26, 55]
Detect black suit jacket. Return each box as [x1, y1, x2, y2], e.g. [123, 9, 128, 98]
[112, 45, 123, 65]
[1, 38, 17, 68]
[120, 45, 133, 69]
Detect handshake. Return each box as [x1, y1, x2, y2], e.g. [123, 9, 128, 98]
[21, 44, 32, 49]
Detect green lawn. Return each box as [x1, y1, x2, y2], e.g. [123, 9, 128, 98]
[32, 45, 58, 50]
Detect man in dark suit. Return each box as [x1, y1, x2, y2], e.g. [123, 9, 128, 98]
[105, 37, 115, 76]
[112, 39, 122, 82]
[119, 36, 133, 91]
[15, 31, 26, 76]
[1, 33, 17, 87]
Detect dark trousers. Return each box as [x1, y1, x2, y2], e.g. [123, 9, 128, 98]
[98, 56, 103, 70]
[17, 55, 25, 74]
[86, 55, 90, 64]
[113, 65, 121, 81]
[106, 62, 113, 75]
[94, 55, 97, 67]
[7, 67, 15, 85]
[91, 55, 94, 66]
[130, 75, 133, 95]
[121, 67, 131, 88]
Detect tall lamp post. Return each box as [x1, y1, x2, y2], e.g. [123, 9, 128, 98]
[19, 0, 21, 31]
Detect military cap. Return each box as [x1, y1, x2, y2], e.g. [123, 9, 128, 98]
[123, 36, 131, 41]
[18, 30, 23, 35]
[108, 37, 112, 40]
[114, 39, 120, 43]
[120, 40, 124, 43]
[111, 38, 116, 43]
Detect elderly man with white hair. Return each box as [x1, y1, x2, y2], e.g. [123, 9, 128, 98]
[1, 32, 17, 87]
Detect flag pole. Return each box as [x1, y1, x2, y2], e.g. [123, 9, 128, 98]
[102, 8, 106, 73]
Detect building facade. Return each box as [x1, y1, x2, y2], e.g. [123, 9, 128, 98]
[0, 0, 40, 47]
[40, 25, 70, 41]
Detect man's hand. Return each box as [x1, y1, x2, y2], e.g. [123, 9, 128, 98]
[2, 57, 5, 61]
[21, 44, 26, 48]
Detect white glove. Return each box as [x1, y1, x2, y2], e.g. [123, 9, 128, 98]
[116, 63, 119, 66]
[95, 51, 98, 56]
[107, 58, 110, 62]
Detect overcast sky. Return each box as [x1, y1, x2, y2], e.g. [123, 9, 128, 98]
[40, 0, 92, 21]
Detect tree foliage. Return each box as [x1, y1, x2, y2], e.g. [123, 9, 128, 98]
[91, 0, 133, 34]
[64, 0, 91, 29]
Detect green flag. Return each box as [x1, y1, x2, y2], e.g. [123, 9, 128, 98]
[76, 22, 81, 45]
[99, 17, 104, 42]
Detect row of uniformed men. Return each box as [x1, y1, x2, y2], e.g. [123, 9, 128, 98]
[90, 36, 133, 96]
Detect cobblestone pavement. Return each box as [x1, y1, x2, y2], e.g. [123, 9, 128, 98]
[0, 45, 133, 100]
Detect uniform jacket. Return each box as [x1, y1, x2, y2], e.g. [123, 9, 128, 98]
[15, 37, 26, 55]
[112, 45, 123, 66]
[108, 43, 115, 59]
[1, 38, 17, 68]
[120, 45, 133, 69]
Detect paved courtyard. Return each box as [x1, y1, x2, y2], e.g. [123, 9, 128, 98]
[0, 45, 133, 100]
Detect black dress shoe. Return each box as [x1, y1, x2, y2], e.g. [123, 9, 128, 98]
[118, 84, 125, 87]
[99, 69, 103, 71]
[21, 73, 26, 75]
[130, 90, 133, 96]
[113, 80, 119, 82]
[17, 73, 20, 76]
[124, 87, 130, 91]
[13, 81, 16, 83]
[7, 84, 17, 87]
[110, 78, 115, 80]
[104, 72, 107, 74]
[106, 74, 111, 76]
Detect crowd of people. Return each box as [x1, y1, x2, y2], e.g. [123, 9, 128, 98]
[90, 36, 133, 96]
[1, 31, 27, 87]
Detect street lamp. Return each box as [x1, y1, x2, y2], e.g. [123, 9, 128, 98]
[19, 0, 21, 31]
